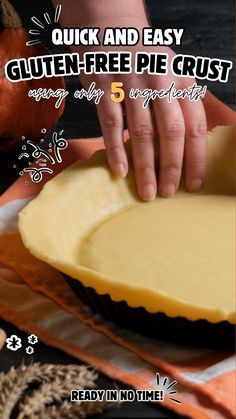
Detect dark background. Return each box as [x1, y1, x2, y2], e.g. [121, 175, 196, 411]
[0, 1, 235, 418]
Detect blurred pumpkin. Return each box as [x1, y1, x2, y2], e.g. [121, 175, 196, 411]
[0, 0, 65, 151]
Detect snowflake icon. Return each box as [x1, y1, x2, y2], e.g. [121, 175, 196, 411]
[6, 335, 22, 352]
[28, 334, 38, 345]
[26, 346, 34, 355]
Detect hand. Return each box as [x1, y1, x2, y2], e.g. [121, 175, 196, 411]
[57, 0, 208, 201]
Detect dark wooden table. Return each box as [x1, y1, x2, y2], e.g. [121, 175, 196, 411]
[0, 1, 235, 417]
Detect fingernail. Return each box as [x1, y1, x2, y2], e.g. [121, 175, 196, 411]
[160, 183, 176, 198]
[116, 163, 126, 178]
[188, 178, 202, 192]
[142, 184, 156, 201]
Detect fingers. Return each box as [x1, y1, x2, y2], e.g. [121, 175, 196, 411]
[97, 87, 207, 201]
[98, 93, 157, 201]
[179, 98, 207, 192]
[153, 98, 185, 197]
[97, 100, 128, 177]
[125, 98, 157, 201]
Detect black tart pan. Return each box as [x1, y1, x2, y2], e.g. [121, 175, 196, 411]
[66, 277, 235, 351]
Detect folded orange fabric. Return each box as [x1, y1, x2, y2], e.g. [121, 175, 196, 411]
[0, 92, 235, 419]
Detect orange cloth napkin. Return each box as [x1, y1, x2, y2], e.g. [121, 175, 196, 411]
[0, 91, 235, 419]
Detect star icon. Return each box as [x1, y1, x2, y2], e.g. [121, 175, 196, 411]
[28, 334, 38, 345]
[6, 335, 22, 352]
[26, 346, 34, 355]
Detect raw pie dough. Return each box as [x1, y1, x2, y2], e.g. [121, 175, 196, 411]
[19, 126, 236, 323]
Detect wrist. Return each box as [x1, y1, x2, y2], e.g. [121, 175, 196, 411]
[59, 0, 148, 27]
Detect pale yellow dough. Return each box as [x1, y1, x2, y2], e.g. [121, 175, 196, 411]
[19, 126, 236, 323]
